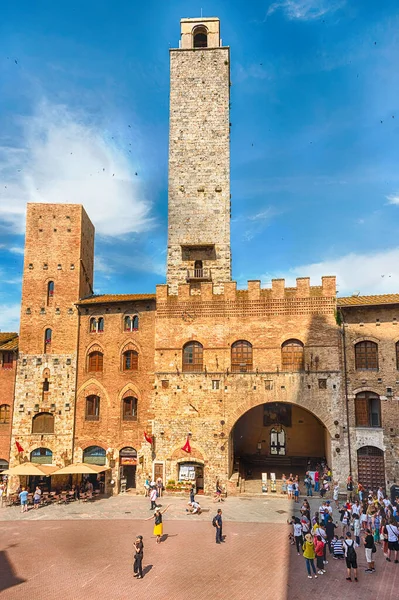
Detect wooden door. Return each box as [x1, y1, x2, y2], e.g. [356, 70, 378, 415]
[357, 447, 385, 491]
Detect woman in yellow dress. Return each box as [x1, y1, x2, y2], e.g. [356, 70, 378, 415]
[146, 505, 170, 544]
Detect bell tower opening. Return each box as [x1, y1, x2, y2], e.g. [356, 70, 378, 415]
[167, 17, 231, 294]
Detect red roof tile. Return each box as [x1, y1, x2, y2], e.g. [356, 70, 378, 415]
[338, 294, 399, 307]
[77, 293, 156, 305]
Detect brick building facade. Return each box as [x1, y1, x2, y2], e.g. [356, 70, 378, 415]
[2, 17, 399, 496]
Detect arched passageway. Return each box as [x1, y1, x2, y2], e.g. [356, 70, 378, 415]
[231, 402, 330, 482]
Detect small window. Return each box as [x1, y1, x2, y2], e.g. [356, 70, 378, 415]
[161, 380, 169, 389]
[44, 328, 52, 351]
[0, 404, 10, 424]
[1, 352, 13, 369]
[183, 341, 203, 372]
[231, 340, 253, 373]
[281, 339, 304, 372]
[355, 341, 378, 370]
[264, 380, 273, 391]
[47, 281, 54, 302]
[123, 350, 138, 371]
[88, 351, 103, 372]
[97, 317, 104, 332]
[193, 25, 208, 48]
[122, 396, 137, 420]
[86, 395, 100, 420]
[32, 412, 54, 433]
[355, 392, 381, 427]
[43, 378, 50, 393]
[124, 315, 139, 332]
[212, 380, 220, 390]
[90, 317, 104, 333]
[318, 379, 327, 389]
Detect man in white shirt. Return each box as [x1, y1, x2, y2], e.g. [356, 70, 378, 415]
[377, 487, 384, 503]
[351, 500, 361, 516]
[386, 522, 399, 563]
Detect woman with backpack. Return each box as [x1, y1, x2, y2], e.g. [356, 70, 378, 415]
[302, 533, 318, 579]
[344, 531, 358, 582]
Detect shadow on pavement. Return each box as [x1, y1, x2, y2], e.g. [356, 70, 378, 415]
[0, 550, 26, 592]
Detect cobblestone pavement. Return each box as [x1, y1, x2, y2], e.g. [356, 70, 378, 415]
[1, 494, 398, 599]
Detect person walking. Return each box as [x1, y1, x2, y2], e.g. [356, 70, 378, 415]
[364, 528, 375, 573]
[149, 486, 158, 511]
[214, 508, 224, 544]
[302, 533, 318, 579]
[344, 532, 358, 582]
[133, 535, 144, 578]
[386, 519, 399, 563]
[189, 484, 195, 505]
[292, 517, 303, 555]
[325, 516, 338, 553]
[145, 505, 170, 544]
[33, 486, 41, 510]
[315, 535, 325, 574]
[19, 487, 29, 513]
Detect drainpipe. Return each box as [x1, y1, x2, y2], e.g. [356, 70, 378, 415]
[340, 308, 352, 477]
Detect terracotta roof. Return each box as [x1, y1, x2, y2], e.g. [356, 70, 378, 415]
[338, 294, 399, 307]
[0, 332, 18, 351]
[77, 293, 156, 306]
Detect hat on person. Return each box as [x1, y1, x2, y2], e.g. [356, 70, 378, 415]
[345, 531, 352, 538]
[326, 501, 330, 505]
[305, 533, 313, 543]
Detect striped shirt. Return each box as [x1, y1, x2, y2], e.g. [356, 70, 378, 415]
[331, 538, 344, 555]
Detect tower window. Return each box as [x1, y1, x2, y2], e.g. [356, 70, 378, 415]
[355, 392, 381, 427]
[88, 351, 103, 372]
[90, 317, 104, 333]
[85, 395, 100, 420]
[183, 341, 203, 372]
[123, 350, 138, 371]
[0, 404, 10, 424]
[231, 340, 253, 373]
[122, 395, 138, 420]
[355, 341, 378, 370]
[47, 281, 54, 303]
[44, 328, 52, 351]
[124, 315, 139, 332]
[281, 339, 304, 372]
[32, 412, 54, 434]
[193, 26, 208, 48]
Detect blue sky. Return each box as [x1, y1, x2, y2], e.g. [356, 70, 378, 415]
[1, 0, 399, 331]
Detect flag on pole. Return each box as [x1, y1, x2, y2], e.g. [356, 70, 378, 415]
[144, 431, 153, 445]
[181, 436, 191, 453]
[15, 440, 24, 453]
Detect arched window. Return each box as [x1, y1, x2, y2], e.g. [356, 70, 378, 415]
[124, 315, 139, 332]
[355, 341, 378, 370]
[0, 404, 10, 424]
[85, 395, 100, 420]
[281, 339, 304, 372]
[193, 25, 208, 48]
[88, 351, 103, 372]
[32, 412, 54, 434]
[0, 459, 9, 472]
[47, 281, 54, 302]
[83, 445, 106, 465]
[31, 447, 52, 464]
[44, 328, 52, 351]
[396, 341, 399, 370]
[231, 340, 253, 373]
[90, 317, 104, 333]
[123, 350, 138, 371]
[122, 395, 138, 420]
[183, 341, 203, 372]
[355, 392, 381, 427]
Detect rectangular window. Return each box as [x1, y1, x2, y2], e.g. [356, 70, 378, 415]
[212, 380, 220, 390]
[264, 380, 273, 390]
[86, 397, 100, 420]
[318, 379, 327, 389]
[161, 380, 169, 389]
[2, 352, 13, 369]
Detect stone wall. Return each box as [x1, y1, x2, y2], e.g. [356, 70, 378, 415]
[0, 349, 17, 466]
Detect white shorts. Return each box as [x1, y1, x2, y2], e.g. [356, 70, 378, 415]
[365, 548, 373, 563]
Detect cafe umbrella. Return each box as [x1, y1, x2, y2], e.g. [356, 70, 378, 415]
[2, 462, 58, 476]
[51, 463, 109, 475]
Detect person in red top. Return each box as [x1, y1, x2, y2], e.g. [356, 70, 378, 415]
[314, 470, 320, 493]
[315, 535, 326, 574]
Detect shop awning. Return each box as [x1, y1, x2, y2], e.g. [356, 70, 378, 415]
[51, 462, 110, 475]
[2, 462, 58, 476]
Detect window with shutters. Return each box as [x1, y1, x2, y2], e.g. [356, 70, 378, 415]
[32, 412, 54, 434]
[281, 339, 304, 372]
[0, 404, 10, 424]
[355, 392, 381, 427]
[122, 396, 137, 421]
[354, 341, 378, 370]
[123, 350, 138, 371]
[231, 340, 253, 372]
[86, 395, 100, 420]
[183, 341, 204, 372]
[88, 351, 103, 372]
[1, 352, 13, 369]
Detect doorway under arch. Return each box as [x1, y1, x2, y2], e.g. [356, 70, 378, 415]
[119, 447, 137, 492]
[231, 402, 329, 481]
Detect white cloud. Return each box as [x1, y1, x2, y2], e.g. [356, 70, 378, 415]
[0, 304, 20, 333]
[387, 194, 399, 206]
[271, 247, 399, 295]
[8, 246, 24, 255]
[267, 0, 344, 21]
[0, 101, 153, 236]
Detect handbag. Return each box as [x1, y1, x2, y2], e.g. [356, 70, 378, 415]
[372, 544, 377, 554]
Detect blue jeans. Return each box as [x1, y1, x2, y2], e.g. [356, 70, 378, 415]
[305, 558, 316, 575]
[306, 485, 313, 497]
[314, 482, 319, 492]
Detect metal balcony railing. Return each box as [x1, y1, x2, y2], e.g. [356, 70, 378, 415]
[186, 268, 211, 281]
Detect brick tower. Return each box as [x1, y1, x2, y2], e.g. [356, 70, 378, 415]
[10, 204, 94, 472]
[167, 17, 231, 294]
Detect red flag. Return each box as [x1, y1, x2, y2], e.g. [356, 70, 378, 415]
[15, 441, 24, 453]
[181, 436, 191, 453]
[144, 431, 153, 445]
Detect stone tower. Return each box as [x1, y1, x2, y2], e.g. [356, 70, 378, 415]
[10, 203, 94, 472]
[167, 17, 231, 294]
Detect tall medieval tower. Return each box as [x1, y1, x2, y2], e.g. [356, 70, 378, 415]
[10, 204, 94, 471]
[167, 17, 231, 294]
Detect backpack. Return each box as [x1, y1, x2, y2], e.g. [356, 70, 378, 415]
[345, 541, 356, 561]
[212, 516, 217, 527]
